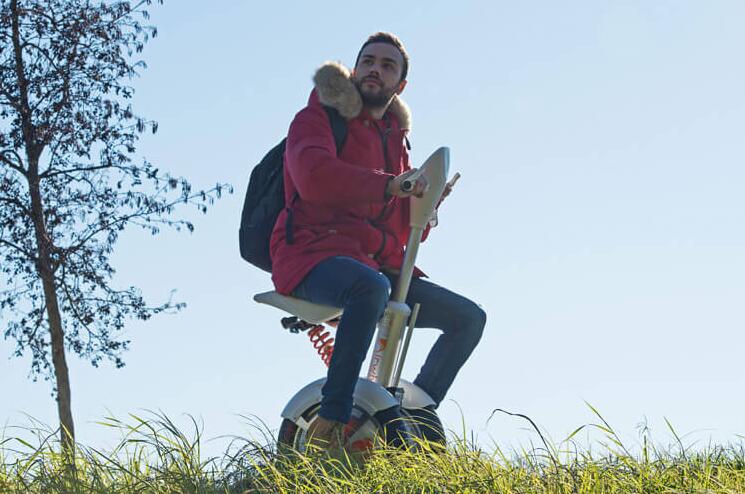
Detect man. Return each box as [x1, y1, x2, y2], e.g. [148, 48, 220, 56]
[270, 32, 486, 451]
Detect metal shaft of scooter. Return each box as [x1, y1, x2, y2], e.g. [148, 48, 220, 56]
[372, 226, 424, 388]
[391, 302, 420, 388]
[366, 147, 450, 389]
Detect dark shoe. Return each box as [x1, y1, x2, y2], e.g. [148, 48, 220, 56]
[406, 405, 447, 450]
[305, 415, 346, 455]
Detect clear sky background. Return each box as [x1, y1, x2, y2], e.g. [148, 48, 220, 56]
[3, 0, 744, 456]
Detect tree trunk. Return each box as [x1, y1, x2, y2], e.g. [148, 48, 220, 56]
[45, 284, 76, 452]
[11, 0, 75, 452]
[28, 174, 76, 452]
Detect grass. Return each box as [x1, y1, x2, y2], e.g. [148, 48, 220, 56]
[1, 408, 744, 493]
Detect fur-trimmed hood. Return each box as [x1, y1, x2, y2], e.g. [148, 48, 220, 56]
[312, 61, 412, 132]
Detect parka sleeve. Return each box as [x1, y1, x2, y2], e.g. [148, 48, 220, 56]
[285, 104, 393, 207]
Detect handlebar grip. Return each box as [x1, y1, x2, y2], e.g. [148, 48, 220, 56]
[400, 168, 423, 193]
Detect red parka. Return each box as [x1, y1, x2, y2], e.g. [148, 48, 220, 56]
[270, 62, 427, 295]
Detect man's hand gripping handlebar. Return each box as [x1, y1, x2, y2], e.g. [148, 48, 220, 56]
[386, 168, 429, 198]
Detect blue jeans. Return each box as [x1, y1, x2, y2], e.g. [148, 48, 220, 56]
[292, 256, 487, 423]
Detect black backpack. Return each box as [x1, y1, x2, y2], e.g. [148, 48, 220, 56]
[239, 106, 348, 272]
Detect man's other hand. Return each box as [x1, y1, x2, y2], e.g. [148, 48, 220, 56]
[439, 172, 461, 204]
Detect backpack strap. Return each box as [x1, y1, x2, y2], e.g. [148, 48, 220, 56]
[323, 105, 348, 154]
[285, 106, 348, 244]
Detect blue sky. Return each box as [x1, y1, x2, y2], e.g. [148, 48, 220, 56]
[2, 0, 744, 456]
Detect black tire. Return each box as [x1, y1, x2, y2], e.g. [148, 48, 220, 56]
[277, 403, 421, 455]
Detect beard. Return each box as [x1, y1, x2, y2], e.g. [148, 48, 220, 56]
[354, 78, 397, 109]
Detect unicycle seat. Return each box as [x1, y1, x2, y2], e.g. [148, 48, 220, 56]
[253, 291, 342, 324]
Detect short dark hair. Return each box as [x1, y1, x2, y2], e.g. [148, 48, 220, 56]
[354, 32, 409, 81]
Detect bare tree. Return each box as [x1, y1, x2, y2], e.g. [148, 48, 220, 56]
[0, 0, 227, 451]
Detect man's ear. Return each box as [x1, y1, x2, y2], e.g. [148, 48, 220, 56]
[397, 79, 408, 94]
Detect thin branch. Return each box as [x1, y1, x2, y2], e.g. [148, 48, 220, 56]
[0, 239, 36, 262]
[0, 150, 27, 175]
[59, 266, 100, 341]
[0, 194, 32, 216]
[42, 138, 63, 172]
[0, 86, 22, 112]
[63, 188, 216, 256]
[25, 304, 48, 350]
[10, 0, 39, 161]
[21, 40, 66, 75]
[34, 23, 79, 148]
[105, 0, 153, 28]
[40, 163, 121, 179]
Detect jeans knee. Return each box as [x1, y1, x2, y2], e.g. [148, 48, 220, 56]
[374, 274, 392, 302]
[350, 272, 390, 314]
[463, 304, 486, 345]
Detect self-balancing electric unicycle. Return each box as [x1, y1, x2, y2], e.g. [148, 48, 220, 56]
[254, 147, 453, 455]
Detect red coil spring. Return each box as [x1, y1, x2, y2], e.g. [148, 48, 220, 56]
[307, 325, 335, 367]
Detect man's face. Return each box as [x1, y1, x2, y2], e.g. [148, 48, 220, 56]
[353, 42, 407, 109]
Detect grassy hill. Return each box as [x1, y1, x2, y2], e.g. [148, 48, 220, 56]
[2, 412, 744, 493]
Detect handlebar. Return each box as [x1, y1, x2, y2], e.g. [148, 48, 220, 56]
[401, 168, 425, 193]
